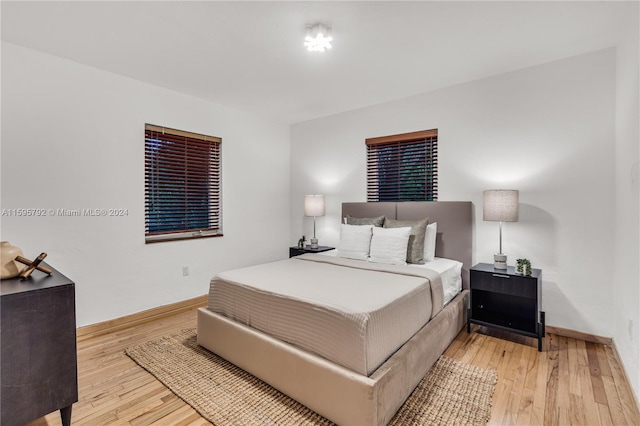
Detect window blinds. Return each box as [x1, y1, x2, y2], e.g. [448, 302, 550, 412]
[366, 129, 438, 202]
[145, 124, 222, 242]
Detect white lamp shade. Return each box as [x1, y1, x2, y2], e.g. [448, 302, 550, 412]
[304, 195, 325, 217]
[483, 190, 519, 222]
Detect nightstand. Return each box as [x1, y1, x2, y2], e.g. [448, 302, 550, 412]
[467, 262, 545, 351]
[289, 245, 334, 258]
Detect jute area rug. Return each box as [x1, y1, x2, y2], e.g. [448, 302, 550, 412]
[126, 328, 496, 426]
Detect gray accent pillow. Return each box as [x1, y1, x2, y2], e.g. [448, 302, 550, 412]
[383, 217, 429, 264]
[345, 215, 385, 227]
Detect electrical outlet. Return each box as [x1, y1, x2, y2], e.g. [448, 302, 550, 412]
[629, 318, 633, 340]
[182, 266, 189, 276]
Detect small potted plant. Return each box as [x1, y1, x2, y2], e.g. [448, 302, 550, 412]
[298, 235, 306, 249]
[516, 258, 532, 276]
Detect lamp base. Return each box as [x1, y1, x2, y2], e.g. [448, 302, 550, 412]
[310, 238, 318, 249]
[494, 253, 507, 270]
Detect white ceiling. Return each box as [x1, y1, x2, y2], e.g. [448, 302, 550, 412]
[1, 1, 634, 124]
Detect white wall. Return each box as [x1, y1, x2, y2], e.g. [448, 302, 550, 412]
[612, 5, 640, 397]
[1, 42, 291, 327]
[291, 48, 617, 338]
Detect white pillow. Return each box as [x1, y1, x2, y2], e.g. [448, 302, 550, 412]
[336, 224, 373, 261]
[369, 226, 412, 265]
[423, 222, 437, 262]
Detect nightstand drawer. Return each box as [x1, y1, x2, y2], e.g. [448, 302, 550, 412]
[471, 270, 537, 298]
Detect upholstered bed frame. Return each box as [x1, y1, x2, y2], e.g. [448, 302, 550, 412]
[198, 201, 472, 425]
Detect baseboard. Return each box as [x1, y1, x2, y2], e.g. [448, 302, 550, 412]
[545, 325, 612, 346]
[76, 295, 207, 342]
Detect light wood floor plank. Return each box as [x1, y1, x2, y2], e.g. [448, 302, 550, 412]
[530, 406, 545, 426]
[576, 338, 589, 366]
[24, 308, 640, 426]
[605, 344, 640, 424]
[602, 375, 627, 426]
[504, 344, 531, 425]
[569, 393, 586, 425]
[186, 419, 213, 426]
[487, 336, 508, 371]
[522, 342, 539, 392]
[487, 378, 512, 426]
[531, 338, 549, 411]
[596, 343, 613, 377]
[544, 333, 560, 426]
[586, 341, 609, 405]
[557, 335, 572, 409]
[567, 336, 582, 397]
[514, 387, 534, 426]
[558, 407, 571, 426]
[128, 394, 182, 426]
[578, 363, 601, 426]
[476, 338, 497, 369]
[597, 402, 615, 426]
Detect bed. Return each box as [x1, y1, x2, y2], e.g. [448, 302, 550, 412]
[197, 201, 472, 425]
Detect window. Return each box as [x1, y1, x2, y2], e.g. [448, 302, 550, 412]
[366, 129, 438, 202]
[145, 124, 222, 243]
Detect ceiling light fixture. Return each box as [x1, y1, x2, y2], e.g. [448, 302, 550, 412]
[304, 24, 332, 52]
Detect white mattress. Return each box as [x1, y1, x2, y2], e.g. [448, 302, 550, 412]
[319, 249, 462, 305]
[206, 254, 444, 376]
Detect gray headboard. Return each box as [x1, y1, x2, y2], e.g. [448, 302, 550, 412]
[342, 201, 473, 290]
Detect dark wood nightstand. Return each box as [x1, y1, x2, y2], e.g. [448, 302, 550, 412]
[289, 245, 334, 258]
[1, 263, 78, 425]
[467, 262, 545, 351]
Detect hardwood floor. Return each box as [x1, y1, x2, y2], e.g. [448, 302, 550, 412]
[28, 308, 640, 425]
[446, 326, 640, 426]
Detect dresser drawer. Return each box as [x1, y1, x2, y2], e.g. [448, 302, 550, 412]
[471, 270, 537, 298]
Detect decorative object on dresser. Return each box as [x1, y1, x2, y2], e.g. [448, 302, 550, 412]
[297, 235, 306, 248]
[18, 252, 50, 279]
[516, 258, 532, 275]
[467, 262, 545, 351]
[0, 241, 24, 279]
[483, 189, 519, 269]
[289, 245, 334, 258]
[304, 194, 325, 248]
[1, 263, 78, 426]
[15, 254, 53, 274]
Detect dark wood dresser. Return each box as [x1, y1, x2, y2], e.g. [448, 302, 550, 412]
[1, 264, 78, 426]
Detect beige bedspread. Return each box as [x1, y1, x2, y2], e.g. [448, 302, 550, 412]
[207, 254, 444, 376]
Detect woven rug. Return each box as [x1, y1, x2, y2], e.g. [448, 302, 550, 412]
[126, 328, 496, 426]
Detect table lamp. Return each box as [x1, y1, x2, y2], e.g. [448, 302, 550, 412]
[483, 190, 519, 269]
[304, 195, 325, 249]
